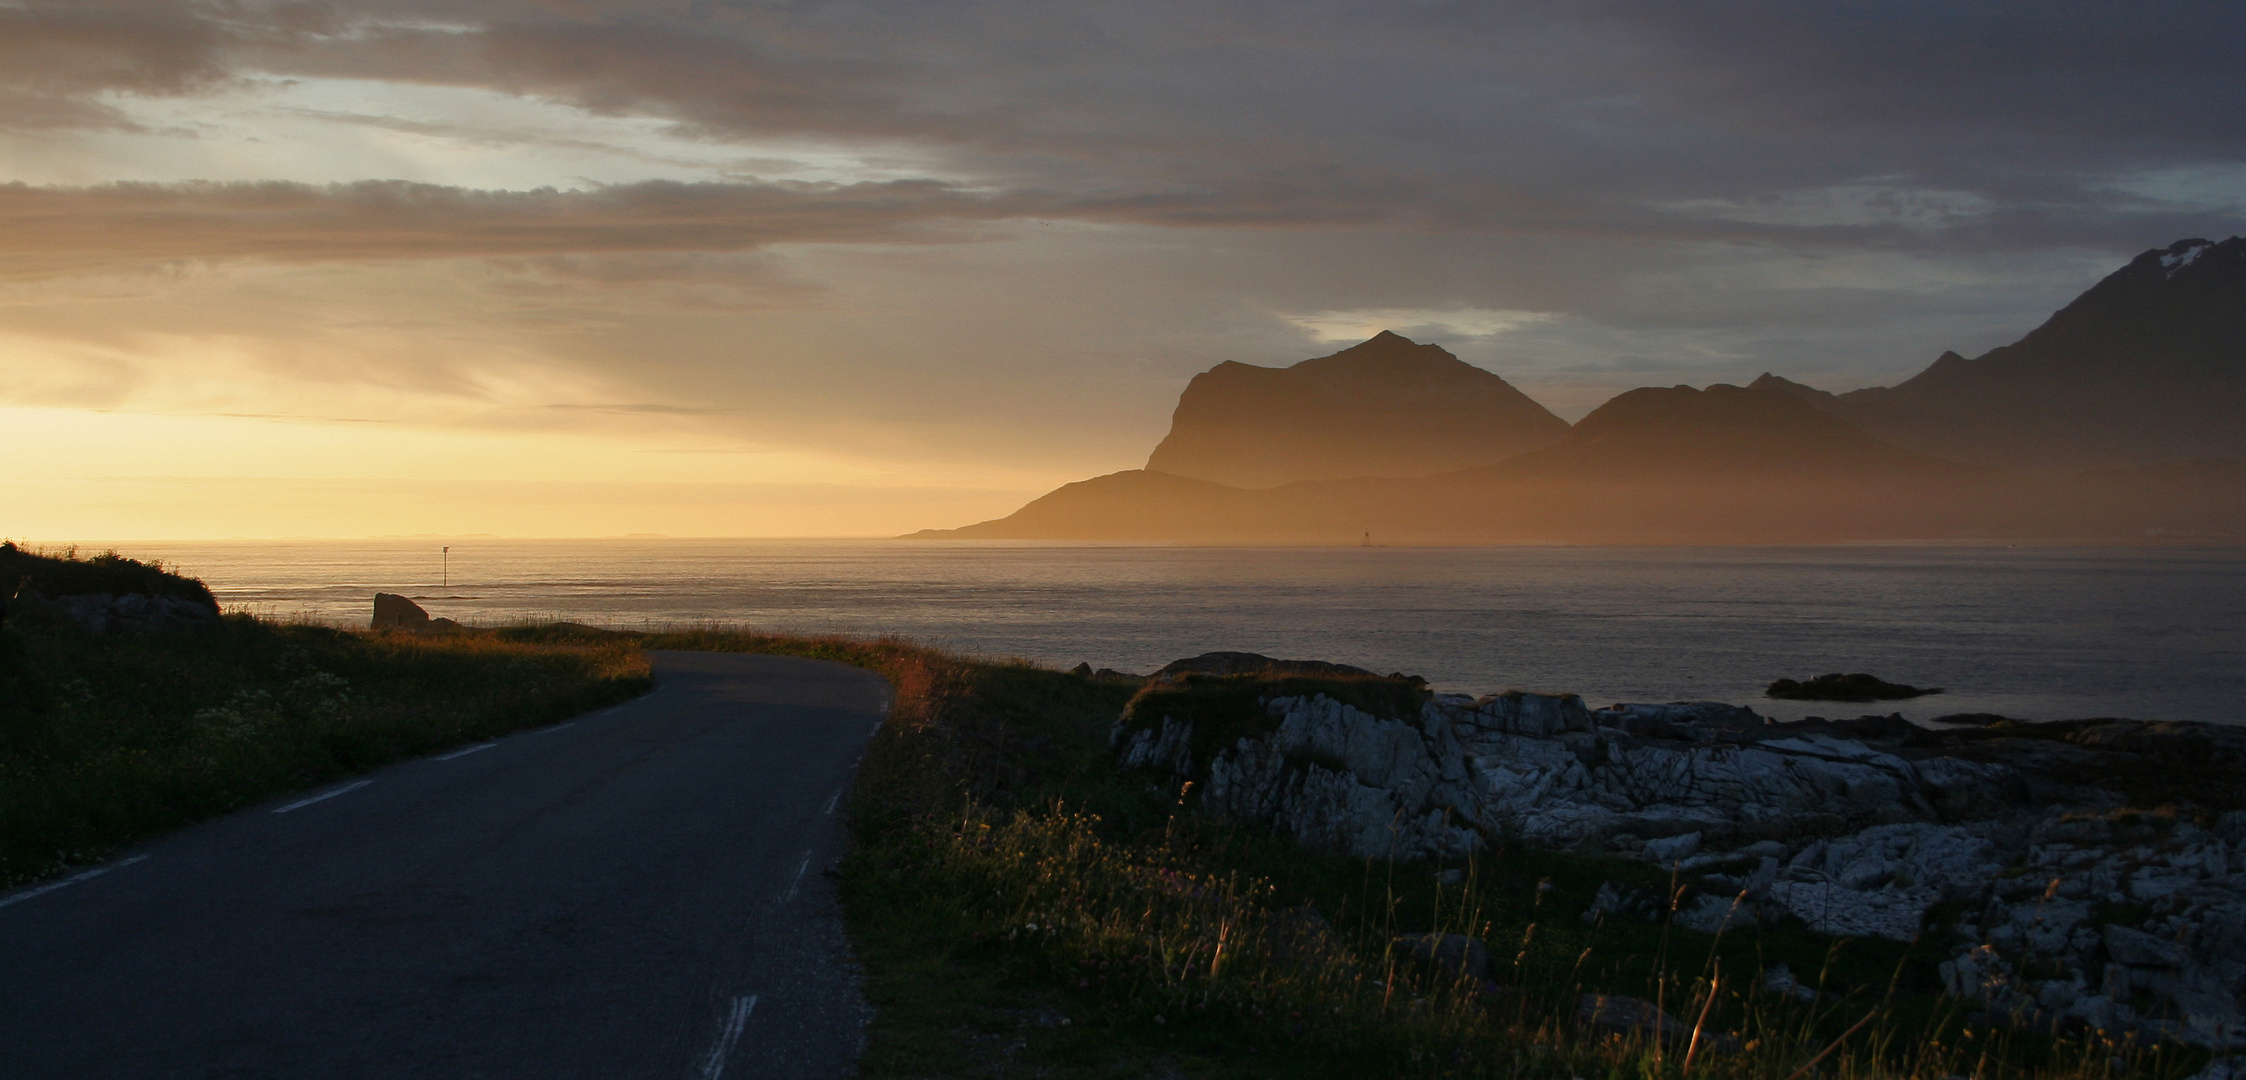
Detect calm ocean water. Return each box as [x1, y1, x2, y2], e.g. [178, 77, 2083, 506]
[94, 540, 2246, 726]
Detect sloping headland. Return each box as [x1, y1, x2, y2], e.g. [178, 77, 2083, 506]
[1145, 330, 1570, 487]
[913, 238, 2246, 543]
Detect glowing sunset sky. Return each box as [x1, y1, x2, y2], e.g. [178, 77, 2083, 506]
[4, 2, 2243, 538]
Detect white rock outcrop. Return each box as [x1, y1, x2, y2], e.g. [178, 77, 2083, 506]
[1114, 684, 2246, 1049]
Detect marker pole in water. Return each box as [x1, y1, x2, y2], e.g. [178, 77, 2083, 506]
[442, 546, 448, 589]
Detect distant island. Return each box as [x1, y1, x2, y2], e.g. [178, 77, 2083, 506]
[912, 238, 2246, 543]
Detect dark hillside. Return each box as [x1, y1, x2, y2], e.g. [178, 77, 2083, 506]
[1491, 382, 1969, 481]
[1, 543, 216, 610]
[1832, 237, 2246, 473]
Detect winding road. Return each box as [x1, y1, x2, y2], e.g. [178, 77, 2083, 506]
[0, 651, 888, 1079]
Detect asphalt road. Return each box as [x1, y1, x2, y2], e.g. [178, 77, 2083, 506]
[0, 651, 889, 1080]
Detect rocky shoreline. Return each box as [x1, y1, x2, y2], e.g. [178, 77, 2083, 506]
[1113, 658, 2246, 1051]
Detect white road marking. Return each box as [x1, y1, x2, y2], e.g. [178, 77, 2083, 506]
[434, 742, 496, 761]
[782, 850, 813, 903]
[823, 788, 842, 816]
[272, 779, 373, 814]
[0, 855, 148, 911]
[525, 721, 576, 735]
[700, 994, 756, 1080]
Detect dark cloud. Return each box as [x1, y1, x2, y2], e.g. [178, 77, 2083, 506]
[0, 2, 230, 129]
[1601, 1, 2246, 156]
[0, 173, 1636, 282]
[0, 177, 1043, 277]
[3, 0, 2241, 416]
[11, 2, 2243, 251]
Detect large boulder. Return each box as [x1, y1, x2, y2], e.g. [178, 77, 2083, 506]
[371, 593, 431, 629]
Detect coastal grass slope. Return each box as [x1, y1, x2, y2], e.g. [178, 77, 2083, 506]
[0, 547, 651, 889]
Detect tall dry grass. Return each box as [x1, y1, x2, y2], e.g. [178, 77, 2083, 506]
[868, 794, 2199, 1079]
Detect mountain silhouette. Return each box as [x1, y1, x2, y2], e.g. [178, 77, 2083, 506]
[1143, 331, 1568, 487]
[912, 242, 2246, 542]
[1828, 237, 2246, 473]
[1485, 382, 1966, 482]
[921, 382, 1997, 542]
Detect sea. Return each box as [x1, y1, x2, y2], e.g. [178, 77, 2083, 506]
[92, 539, 2246, 726]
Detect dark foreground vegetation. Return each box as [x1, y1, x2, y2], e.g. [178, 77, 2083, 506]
[0, 548, 650, 889]
[0, 548, 2204, 1079]
[657, 633, 2196, 1080]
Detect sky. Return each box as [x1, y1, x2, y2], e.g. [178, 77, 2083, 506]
[3, 1, 2243, 539]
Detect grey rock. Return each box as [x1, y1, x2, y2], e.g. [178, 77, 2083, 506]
[1644, 832, 1704, 864]
[1585, 881, 1671, 925]
[1576, 994, 1690, 1043]
[2106, 925, 2188, 968]
[1396, 933, 1489, 980]
[1597, 701, 1764, 739]
[38, 591, 220, 634]
[1762, 963, 1826, 1004]
[1574, 994, 1740, 1051]
[1675, 893, 1757, 934]
[1112, 682, 2246, 1048]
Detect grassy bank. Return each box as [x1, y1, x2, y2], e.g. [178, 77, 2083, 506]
[0, 550, 651, 888]
[644, 631, 2195, 1080]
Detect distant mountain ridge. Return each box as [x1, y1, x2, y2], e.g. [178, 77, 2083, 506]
[1824, 237, 2246, 474]
[912, 238, 2246, 543]
[1144, 331, 1568, 488]
[1487, 382, 1968, 482]
[920, 380, 2005, 542]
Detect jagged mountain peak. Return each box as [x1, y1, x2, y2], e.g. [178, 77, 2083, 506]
[2138, 236, 2240, 280]
[1289, 330, 1478, 378]
[1827, 238, 2246, 473]
[1746, 372, 1839, 409]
